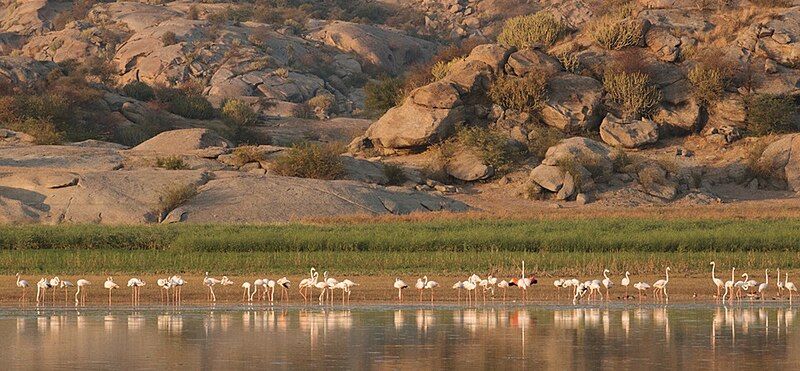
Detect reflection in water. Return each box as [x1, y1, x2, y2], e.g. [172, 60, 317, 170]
[2, 305, 800, 368]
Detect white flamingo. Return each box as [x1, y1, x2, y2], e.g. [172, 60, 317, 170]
[633, 282, 650, 300]
[324, 272, 338, 304]
[463, 280, 477, 304]
[554, 279, 565, 299]
[415, 277, 426, 302]
[157, 278, 172, 304]
[723, 267, 735, 302]
[15, 273, 29, 302]
[60, 280, 74, 305]
[785, 273, 797, 303]
[710, 262, 724, 298]
[394, 278, 408, 301]
[74, 279, 90, 306]
[49, 277, 61, 303]
[277, 277, 291, 302]
[254, 278, 265, 301]
[266, 279, 276, 303]
[453, 281, 464, 302]
[36, 278, 49, 304]
[652, 267, 670, 301]
[424, 276, 439, 303]
[169, 276, 185, 305]
[777, 268, 785, 297]
[602, 269, 613, 299]
[497, 280, 509, 301]
[204, 272, 222, 302]
[127, 278, 145, 305]
[758, 269, 769, 300]
[104, 277, 119, 305]
[315, 277, 329, 305]
[342, 279, 357, 302]
[621, 272, 631, 299]
[298, 268, 317, 303]
[242, 282, 254, 302]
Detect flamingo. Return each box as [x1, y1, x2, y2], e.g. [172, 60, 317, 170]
[554, 279, 565, 299]
[588, 280, 603, 300]
[394, 278, 408, 301]
[242, 282, 254, 302]
[157, 278, 172, 304]
[621, 272, 631, 299]
[127, 278, 145, 305]
[734, 273, 750, 300]
[463, 280, 477, 304]
[758, 269, 769, 300]
[60, 280, 74, 305]
[266, 279, 276, 303]
[15, 273, 29, 302]
[515, 260, 537, 301]
[497, 280, 509, 301]
[573, 282, 589, 304]
[415, 277, 426, 302]
[785, 273, 797, 303]
[277, 277, 291, 301]
[602, 269, 613, 299]
[479, 278, 491, 303]
[75, 279, 90, 306]
[254, 279, 265, 301]
[724, 267, 735, 302]
[342, 279, 357, 303]
[104, 277, 119, 305]
[652, 267, 670, 301]
[710, 262, 724, 299]
[36, 278, 49, 304]
[633, 282, 650, 300]
[298, 268, 317, 303]
[452, 281, 464, 302]
[315, 278, 328, 305]
[170, 276, 185, 305]
[324, 272, 338, 303]
[333, 281, 349, 304]
[204, 272, 222, 302]
[424, 276, 439, 303]
[777, 268, 785, 297]
[49, 277, 61, 303]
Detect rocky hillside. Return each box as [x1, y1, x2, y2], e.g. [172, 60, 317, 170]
[1, 0, 800, 224]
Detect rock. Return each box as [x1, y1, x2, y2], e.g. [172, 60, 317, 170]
[0, 128, 36, 145]
[442, 59, 494, 94]
[556, 172, 576, 200]
[575, 193, 592, 205]
[530, 165, 566, 192]
[702, 124, 742, 145]
[539, 74, 604, 133]
[0, 56, 56, 88]
[239, 162, 262, 172]
[410, 81, 463, 109]
[0, 145, 124, 171]
[653, 99, 701, 134]
[757, 133, 800, 191]
[445, 150, 494, 181]
[464, 44, 513, 73]
[637, 162, 678, 200]
[505, 49, 563, 76]
[765, 59, 779, 74]
[748, 178, 759, 191]
[541, 137, 617, 176]
[709, 96, 747, 124]
[599, 113, 659, 149]
[340, 155, 390, 184]
[646, 28, 681, 62]
[365, 101, 465, 150]
[132, 129, 233, 155]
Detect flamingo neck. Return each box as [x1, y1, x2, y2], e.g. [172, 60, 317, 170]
[711, 264, 716, 279]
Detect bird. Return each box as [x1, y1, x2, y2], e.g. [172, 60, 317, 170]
[266, 279, 276, 303]
[572, 282, 589, 304]
[315, 277, 329, 305]
[415, 277, 426, 302]
[621, 272, 631, 299]
[169, 275, 185, 305]
[424, 276, 439, 303]
[157, 278, 172, 304]
[277, 277, 291, 302]
[633, 282, 650, 300]
[254, 278, 265, 301]
[36, 278, 49, 304]
[452, 281, 464, 302]
[15, 273, 29, 302]
[758, 269, 769, 300]
[242, 281, 254, 302]
[463, 280, 477, 304]
[203, 272, 222, 302]
[341, 279, 357, 302]
[723, 267, 735, 302]
[75, 279, 90, 306]
[652, 267, 670, 301]
[299, 269, 318, 303]
[588, 280, 603, 300]
[554, 278, 565, 299]
[333, 281, 349, 304]
[602, 269, 614, 299]
[127, 278, 145, 305]
[777, 268, 785, 297]
[49, 277, 61, 303]
[785, 273, 797, 303]
[60, 280, 74, 305]
[497, 280, 509, 301]
[710, 262, 724, 299]
[104, 277, 119, 306]
[324, 272, 338, 303]
[394, 278, 409, 301]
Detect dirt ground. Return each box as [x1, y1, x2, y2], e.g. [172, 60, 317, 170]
[1, 274, 791, 308]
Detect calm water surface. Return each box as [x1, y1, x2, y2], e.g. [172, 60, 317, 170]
[1, 303, 799, 370]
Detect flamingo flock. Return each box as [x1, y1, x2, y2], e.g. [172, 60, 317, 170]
[9, 261, 800, 307]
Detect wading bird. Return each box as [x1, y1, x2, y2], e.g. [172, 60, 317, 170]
[424, 276, 439, 303]
[266, 279, 276, 303]
[127, 278, 145, 305]
[49, 277, 61, 303]
[633, 282, 650, 300]
[104, 277, 119, 306]
[36, 278, 49, 304]
[710, 262, 724, 299]
[786, 273, 797, 303]
[453, 281, 463, 302]
[415, 277, 426, 302]
[15, 273, 29, 302]
[758, 269, 769, 300]
[777, 268, 785, 297]
[299, 269, 318, 303]
[170, 276, 185, 305]
[463, 280, 477, 304]
[394, 278, 408, 301]
[315, 277, 329, 305]
[242, 282, 254, 302]
[277, 277, 291, 302]
[341, 279, 357, 303]
[75, 279, 90, 306]
[60, 280, 74, 305]
[254, 279, 265, 301]
[554, 279, 565, 299]
[653, 267, 670, 301]
[497, 280, 509, 301]
[602, 269, 614, 299]
[157, 278, 171, 304]
[621, 272, 631, 299]
[724, 267, 735, 302]
[203, 272, 222, 302]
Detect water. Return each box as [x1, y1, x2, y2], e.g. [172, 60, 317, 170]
[1, 303, 798, 370]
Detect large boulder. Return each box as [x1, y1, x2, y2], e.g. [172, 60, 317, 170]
[637, 162, 678, 200]
[445, 149, 494, 181]
[366, 102, 466, 150]
[541, 137, 618, 176]
[465, 44, 514, 73]
[529, 165, 566, 192]
[505, 48, 563, 76]
[599, 113, 659, 148]
[757, 133, 800, 191]
[132, 129, 233, 155]
[0, 56, 56, 88]
[540, 74, 604, 133]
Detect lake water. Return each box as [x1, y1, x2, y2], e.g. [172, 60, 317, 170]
[1, 303, 798, 369]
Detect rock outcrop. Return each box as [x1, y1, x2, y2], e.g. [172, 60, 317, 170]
[132, 129, 233, 155]
[540, 74, 604, 132]
[599, 114, 659, 149]
[757, 134, 800, 191]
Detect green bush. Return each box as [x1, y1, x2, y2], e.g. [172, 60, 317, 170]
[273, 142, 345, 180]
[589, 7, 643, 50]
[497, 13, 568, 48]
[364, 77, 404, 114]
[155, 87, 215, 120]
[430, 57, 464, 81]
[382, 163, 407, 185]
[454, 126, 523, 173]
[603, 70, 661, 119]
[488, 74, 548, 113]
[688, 64, 724, 107]
[3, 117, 64, 145]
[161, 31, 178, 46]
[155, 156, 189, 170]
[745, 94, 798, 135]
[221, 99, 258, 126]
[122, 81, 156, 102]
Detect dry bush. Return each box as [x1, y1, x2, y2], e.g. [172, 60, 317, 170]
[746, 137, 774, 179]
[526, 125, 565, 159]
[688, 65, 724, 107]
[232, 145, 266, 165]
[497, 12, 568, 48]
[273, 142, 345, 180]
[155, 183, 198, 221]
[2, 117, 64, 144]
[155, 156, 189, 170]
[221, 99, 258, 127]
[382, 163, 408, 186]
[454, 126, 523, 173]
[430, 57, 465, 81]
[745, 94, 798, 135]
[488, 74, 548, 113]
[603, 70, 661, 119]
[364, 77, 404, 114]
[589, 5, 643, 50]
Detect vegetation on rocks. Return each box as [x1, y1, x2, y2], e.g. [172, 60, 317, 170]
[744, 94, 798, 135]
[453, 126, 522, 173]
[497, 13, 568, 48]
[364, 77, 404, 114]
[161, 31, 178, 46]
[273, 142, 345, 180]
[688, 64, 725, 107]
[221, 99, 258, 127]
[527, 125, 565, 159]
[382, 163, 408, 186]
[603, 70, 661, 119]
[589, 6, 642, 50]
[155, 86, 216, 120]
[122, 81, 156, 102]
[488, 74, 548, 113]
[154, 183, 198, 220]
[155, 156, 189, 170]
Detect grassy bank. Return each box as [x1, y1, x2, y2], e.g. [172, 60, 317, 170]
[0, 218, 798, 274]
[1, 218, 799, 252]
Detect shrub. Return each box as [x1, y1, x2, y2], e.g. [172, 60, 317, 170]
[155, 87, 215, 120]
[589, 7, 643, 50]
[154, 183, 198, 221]
[161, 31, 178, 47]
[273, 142, 345, 180]
[497, 13, 568, 48]
[3, 117, 64, 145]
[187, 5, 199, 20]
[232, 145, 266, 165]
[688, 64, 724, 107]
[122, 81, 156, 102]
[603, 70, 661, 119]
[364, 77, 404, 113]
[382, 163, 407, 186]
[430, 57, 464, 81]
[745, 94, 798, 135]
[155, 156, 189, 170]
[746, 137, 774, 179]
[556, 52, 581, 74]
[527, 125, 565, 158]
[454, 126, 522, 173]
[488, 74, 548, 113]
[221, 99, 258, 127]
[306, 94, 334, 115]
